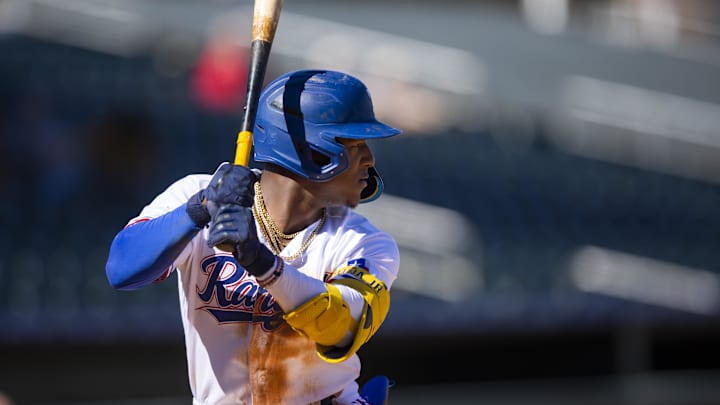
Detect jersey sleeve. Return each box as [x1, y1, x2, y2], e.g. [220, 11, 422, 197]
[136, 174, 205, 221]
[134, 173, 210, 266]
[342, 230, 400, 289]
[106, 173, 210, 289]
[328, 229, 399, 321]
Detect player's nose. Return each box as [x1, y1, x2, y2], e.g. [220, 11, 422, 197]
[360, 143, 375, 167]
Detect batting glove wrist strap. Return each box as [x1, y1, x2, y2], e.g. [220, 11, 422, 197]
[237, 242, 276, 277]
[186, 190, 211, 227]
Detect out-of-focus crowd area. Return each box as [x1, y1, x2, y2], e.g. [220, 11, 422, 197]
[1, 0, 720, 404]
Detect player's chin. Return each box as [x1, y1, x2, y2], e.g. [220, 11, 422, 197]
[344, 186, 365, 208]
[346, 193, 362, 208]
[326, 193, 360, 208]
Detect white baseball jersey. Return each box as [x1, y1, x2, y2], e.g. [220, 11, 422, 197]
[127, 172, 400, 405]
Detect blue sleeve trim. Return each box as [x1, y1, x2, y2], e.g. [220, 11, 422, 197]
[105, 204, 202, 291]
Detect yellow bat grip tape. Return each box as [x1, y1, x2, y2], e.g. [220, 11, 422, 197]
[234, 130, 253, 166]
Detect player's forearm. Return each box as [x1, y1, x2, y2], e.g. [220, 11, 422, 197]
[106, 204, 201, 290]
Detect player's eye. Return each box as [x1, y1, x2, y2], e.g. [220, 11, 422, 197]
[337, 137, 365, 149]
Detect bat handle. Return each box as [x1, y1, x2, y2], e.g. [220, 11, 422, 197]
[222, 130, 252, 251]
[217, 242, 236, 253]
[234, 130, 253, 166]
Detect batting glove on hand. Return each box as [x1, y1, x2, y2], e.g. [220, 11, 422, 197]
[206, 204, 276, 277]
[186, 162, 258, 227]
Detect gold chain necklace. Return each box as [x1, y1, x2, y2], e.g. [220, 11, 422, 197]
[252, 181, 327, 261]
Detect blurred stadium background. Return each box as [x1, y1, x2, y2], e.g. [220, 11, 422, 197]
[2, 0, 720, 403]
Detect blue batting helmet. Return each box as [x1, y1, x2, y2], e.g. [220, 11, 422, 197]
[253, 69, 401, 202]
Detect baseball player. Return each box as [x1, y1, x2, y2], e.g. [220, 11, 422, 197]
[105, 69, 401, 405]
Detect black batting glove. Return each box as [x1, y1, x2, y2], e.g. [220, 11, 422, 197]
[206, 204, 276, 277]
[186, 162, 258, 227]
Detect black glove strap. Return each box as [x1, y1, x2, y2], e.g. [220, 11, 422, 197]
[237, 243, 276, 277]
[186, 190, 211, 227]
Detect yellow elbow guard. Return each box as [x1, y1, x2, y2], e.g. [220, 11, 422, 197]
[282, 265, 390, 363]
[326, 266, 390, 362]
[283, 284, 356, 347]
[283, 264, 390, 363]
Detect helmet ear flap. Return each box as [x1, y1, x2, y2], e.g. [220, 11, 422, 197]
[360, 167, 384, 203]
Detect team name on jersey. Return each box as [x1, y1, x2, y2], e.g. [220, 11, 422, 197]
[196, 255, 283, 331]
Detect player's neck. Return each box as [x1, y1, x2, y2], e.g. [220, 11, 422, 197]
[258, 169, 325, 235]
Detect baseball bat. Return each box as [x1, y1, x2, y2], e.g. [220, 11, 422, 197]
[234, 0, 284, 166]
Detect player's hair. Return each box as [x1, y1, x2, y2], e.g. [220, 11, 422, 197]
[253, 69, 401, 202]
